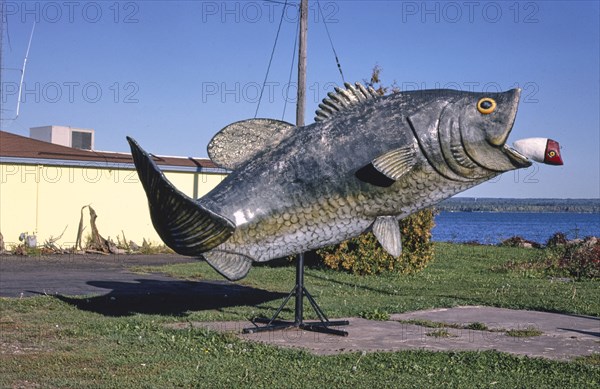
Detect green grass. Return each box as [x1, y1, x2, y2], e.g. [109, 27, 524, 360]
[398, 319, 494, 332]
[132, 243, 600, 319]
[358, 308, 390, 321]
[399, 318, 452, 328]
[426, 329, 456, 338]
[466, 322, 489, 331]
[506, 327, 544, 337]
[1, 243, 599, 388]
[397, 319, 544, 337]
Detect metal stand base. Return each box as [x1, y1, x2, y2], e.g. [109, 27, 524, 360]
[243, 253, 349, 336]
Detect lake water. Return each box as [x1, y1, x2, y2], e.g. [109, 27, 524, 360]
[432, 212, 600, 244]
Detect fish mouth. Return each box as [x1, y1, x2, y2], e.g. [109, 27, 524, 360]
[502, 144, 533, 168]
[491, 88, 531, 168]
[485, 88, 521, 147]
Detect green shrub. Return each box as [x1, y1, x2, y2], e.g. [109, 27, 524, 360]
[559, 237, 600, 279]
[317, 209, 435, 275]
[499, 235, 599, 280]
[546, 232, 568, 247]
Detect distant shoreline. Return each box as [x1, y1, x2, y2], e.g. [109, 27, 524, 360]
[436, 198, 600, 213]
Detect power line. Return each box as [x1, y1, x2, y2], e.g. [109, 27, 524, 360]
[256, 0, 345, 119]
[254, 0, 290, 118]
[263, 0, 296, 6]
[1, 12, 13, 53]
[282, 18, 299, 121]
[317, 0, 345, 84]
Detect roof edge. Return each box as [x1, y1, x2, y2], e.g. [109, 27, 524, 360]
[0, 156, 230, 174]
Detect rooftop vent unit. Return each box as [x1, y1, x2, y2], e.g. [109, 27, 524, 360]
[29, 126, 95, 150]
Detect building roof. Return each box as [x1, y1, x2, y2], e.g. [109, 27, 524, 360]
[0, 131, 224, 172]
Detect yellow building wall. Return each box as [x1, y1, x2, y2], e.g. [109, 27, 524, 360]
[0, 163, 226, 249]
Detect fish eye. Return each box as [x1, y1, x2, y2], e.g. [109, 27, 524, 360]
[477, 98, 497, 114]
[548, 150, 556, 158]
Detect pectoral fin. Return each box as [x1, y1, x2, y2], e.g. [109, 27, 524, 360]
[372, 216, 402, 257]
[372, 146, 416, 181]
[203, 250, 253, 281]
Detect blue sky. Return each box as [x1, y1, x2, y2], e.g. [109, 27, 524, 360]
[1, 1, 598, 199]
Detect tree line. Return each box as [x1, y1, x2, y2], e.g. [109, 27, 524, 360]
[437, 198, 600, 213]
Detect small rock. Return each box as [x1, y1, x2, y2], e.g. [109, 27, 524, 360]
[129, 240, 141, 251]
[583, 236, 598, 247]
[568, 239, 583, 246]
[500, 236, 541, 249]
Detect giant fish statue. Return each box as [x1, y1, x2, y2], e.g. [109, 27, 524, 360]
[127, 83, 562, 280]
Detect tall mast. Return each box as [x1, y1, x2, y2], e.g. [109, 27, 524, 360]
[296, 0, 308, 127]
[293, 0, 308, 326]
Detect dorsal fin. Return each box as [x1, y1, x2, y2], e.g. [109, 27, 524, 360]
[207, 119, 295, 170]
[314, 82, 379, 122]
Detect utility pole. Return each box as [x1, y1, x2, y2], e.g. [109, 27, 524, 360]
[296, 0, 308, 127]
[293, 0, 308, 327]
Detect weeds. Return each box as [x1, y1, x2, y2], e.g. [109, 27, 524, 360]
[506, 327, 543, 337]
[359, 309, 390, 321]
[465, 322, 489, 331]
[398, 319, 547, 338]
[495, 236, 600, 280]
[426, 329, 456, 338]
[399, 320, 499, 333]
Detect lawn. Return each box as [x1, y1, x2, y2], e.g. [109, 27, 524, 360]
[1, 243, 598, 388]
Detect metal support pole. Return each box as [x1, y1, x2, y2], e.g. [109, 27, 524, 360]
[294, 252, 304, 325]
[243, 253, 349, 336]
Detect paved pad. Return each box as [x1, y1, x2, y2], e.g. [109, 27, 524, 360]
[175, 306, 600, 360]
[0, 254, 286, 316]
[0, 254, 201, 297]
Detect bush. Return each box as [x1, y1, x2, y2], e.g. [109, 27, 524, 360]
[546, 232, 568, 247]
[559, 237, 600, 279]
[517, 235, 600, 280]
[317, 209, 435, 275]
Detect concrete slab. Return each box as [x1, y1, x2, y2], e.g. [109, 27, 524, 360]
[173, 306, 600, 360]
[0, 254, 288, 317]
[0, 254, 198, 297]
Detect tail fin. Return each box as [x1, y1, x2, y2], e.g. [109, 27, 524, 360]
[127, 137, 234, 255]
